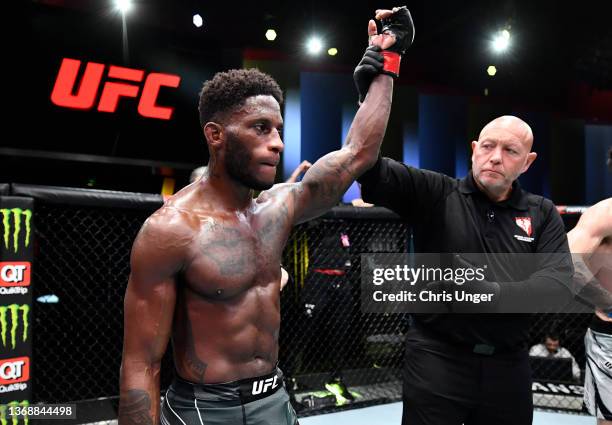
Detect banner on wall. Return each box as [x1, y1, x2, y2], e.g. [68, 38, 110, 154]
[0, 197, 34, 425]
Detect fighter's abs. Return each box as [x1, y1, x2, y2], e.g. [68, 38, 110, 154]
[170, 209, 285, 383]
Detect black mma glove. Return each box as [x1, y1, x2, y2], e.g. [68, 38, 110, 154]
[353, 45, 384, 104]
[379, 6, 415, 77]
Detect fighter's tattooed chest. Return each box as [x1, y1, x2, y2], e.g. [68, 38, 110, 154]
[184, 218, 284, 297]
[198, 225, 259, 275]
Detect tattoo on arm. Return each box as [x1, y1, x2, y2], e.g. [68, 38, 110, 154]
[292, 75, 392, 223]
[296, 149, 358, 222]
[118, 389, 153, 425]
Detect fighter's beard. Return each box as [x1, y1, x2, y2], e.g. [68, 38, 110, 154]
[225, 133, 274, 191]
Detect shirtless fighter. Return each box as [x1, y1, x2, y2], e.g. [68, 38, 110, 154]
[568, 197, 612, 424]
[118, 7, 414, 425]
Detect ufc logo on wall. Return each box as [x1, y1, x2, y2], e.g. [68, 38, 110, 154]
[50, 58, 181, 120]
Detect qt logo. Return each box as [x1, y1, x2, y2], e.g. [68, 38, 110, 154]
[0, 357, 30, 385]
[0, 263, 31, 287]
[50, 58, 181, 120]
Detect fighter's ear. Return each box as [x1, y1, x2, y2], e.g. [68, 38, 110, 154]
[204, 122, 224, 146]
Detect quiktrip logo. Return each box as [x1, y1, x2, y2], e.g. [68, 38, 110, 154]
[0, 264, 30, 296]
[0, 210, 31, 254]
[0, 305, 29, 350]
[0, 264, 30, 286]
[0, 358, 29, 386]
[50, 58, 181, 120]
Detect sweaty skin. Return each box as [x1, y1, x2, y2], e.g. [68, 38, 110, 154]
[567, 198, 612, 322]
[118, 22, 395, 424]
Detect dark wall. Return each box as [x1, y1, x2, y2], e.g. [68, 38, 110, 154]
[28, 6, 236, 163]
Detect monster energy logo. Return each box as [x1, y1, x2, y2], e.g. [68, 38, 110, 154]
[0, 305, 29, 350]
[0, 400, 29, 425]
[0, 209, 32, 254]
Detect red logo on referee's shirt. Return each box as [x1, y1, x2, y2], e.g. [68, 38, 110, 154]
[515, 217, 532, 237]
[0, 357, 30, 384]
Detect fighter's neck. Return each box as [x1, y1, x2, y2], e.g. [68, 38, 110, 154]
[199, 176, 255, 212]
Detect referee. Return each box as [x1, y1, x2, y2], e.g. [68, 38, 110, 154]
[357, 115, 573, 425]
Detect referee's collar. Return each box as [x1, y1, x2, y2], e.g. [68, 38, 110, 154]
[459, 172, 529, 211]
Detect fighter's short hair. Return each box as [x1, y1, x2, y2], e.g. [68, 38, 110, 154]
[198, 68, 283, 126]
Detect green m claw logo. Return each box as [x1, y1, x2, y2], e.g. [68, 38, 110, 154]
[0, 400, 29, 425]
[0, 209, 32, 254]
[0, 305, 29, 350]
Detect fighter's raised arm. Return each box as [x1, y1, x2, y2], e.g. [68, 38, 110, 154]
[283, 7, 414, 224]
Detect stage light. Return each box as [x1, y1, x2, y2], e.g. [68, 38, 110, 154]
[306, 36, 323, 55]
[115, 0, 133, 14]
[193, 14, 203, 28]
[328, 47, 338, 56]
[491, 29, 510, 53]
[487, 65, 497, 76]
[265, 29, 277, 41]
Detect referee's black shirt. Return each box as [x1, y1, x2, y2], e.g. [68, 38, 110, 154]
[357, 157, 572, 352]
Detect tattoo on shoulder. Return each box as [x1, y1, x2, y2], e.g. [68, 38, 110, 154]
[257, 200, 290, 244]
[118, 389, 153, 425]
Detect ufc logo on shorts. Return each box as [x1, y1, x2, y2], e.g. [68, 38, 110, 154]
[0, 262, 30, 287]
[50, 58, 181, 120]
[0, 357, 30, 384]
[251, 376, 279, 395]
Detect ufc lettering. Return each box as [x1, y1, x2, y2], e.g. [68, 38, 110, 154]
[251, 376, 279, 395]
[0, 357, 29, 384]
[50, 58, 181, 120]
